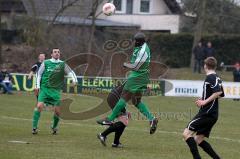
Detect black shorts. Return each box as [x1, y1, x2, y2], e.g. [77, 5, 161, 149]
[186, 114, 218, 138]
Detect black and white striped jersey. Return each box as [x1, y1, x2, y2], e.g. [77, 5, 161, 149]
[199, 73, 225, 118]
[31, 61, 42, 73]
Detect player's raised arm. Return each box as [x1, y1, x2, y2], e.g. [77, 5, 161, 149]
[64, 64, 78, 85]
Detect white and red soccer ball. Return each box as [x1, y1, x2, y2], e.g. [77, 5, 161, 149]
[102, 3, 116, 16]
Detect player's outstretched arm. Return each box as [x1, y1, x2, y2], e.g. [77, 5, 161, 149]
[64, 64, 78, 85]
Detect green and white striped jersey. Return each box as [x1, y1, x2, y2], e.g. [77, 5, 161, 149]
[36, 58, 77, 89]
[130, 43, 150, 73]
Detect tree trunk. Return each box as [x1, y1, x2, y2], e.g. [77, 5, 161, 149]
[190, 0, 207, 68]
[87, 0, 98, 54]
[0, 5, 2, 65]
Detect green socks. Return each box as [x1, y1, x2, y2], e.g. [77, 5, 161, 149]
[52, 114, 60, 129]
[32, 108, 60, 130]
[32, 108, 41, 129]
[107, 99, 154, 121]
[136, 102, 154, 121]
[107, 98, 126, 121]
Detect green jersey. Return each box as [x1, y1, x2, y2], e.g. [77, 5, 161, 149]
[124, 43, 151, 93]
[41, 59, 65, 89]
[130, 43, 150, 73]
[36, 58, 78, 90]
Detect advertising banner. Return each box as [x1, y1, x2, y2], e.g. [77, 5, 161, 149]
[10, 73, 164, 96]
[165, 79, 240, 99]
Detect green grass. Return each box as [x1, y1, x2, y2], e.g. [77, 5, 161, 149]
[0, 92, 240, 159]
[167, 68, 233, 81]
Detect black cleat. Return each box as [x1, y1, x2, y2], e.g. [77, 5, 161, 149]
[52, 128, 58, 135]
[112, 143, 123, 148]
[97, 133, 106, 146]
[150, 118, 158, 134]
[32, 128, 38, 135]
[96, 118, 113, 126]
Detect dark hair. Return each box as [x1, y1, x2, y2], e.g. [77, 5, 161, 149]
[39, 52, 45, 56]
[204, 57, 217, 70]
[51, 48, 60, 53]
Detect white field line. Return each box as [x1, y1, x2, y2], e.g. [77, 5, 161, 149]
[1, 116, 240, 144]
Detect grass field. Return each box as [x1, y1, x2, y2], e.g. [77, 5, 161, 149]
[0, 92, 239, 159]
[168, 68, 233, 81]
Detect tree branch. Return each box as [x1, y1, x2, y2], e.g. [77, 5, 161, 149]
[47, 0, 80, 32]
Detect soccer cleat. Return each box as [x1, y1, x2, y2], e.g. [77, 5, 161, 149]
[97, 133, 106, 146]
[96, 118, 113, 126]
[112, 143, 123, 148]
[51, 128, 58, 135]
[32, 128, 38, 135]
[150, 118, 158, 134]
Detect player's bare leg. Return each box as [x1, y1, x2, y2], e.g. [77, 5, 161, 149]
[97, 90, 132, 125]
[97, 90, 158, 134]
[32, 102, 44, 134]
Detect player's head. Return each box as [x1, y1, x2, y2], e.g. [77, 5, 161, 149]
[204, 57, 217, 72]
[38, 53, 45, 62]
[51, 48, 60, 60]
[134, 32, 146, 47]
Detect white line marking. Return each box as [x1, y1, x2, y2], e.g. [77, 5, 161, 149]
[1, 116, 240, 144]
[8, 140, 30, 144]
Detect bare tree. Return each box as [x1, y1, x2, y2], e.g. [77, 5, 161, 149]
[46, 0, 80, 33]
[87, 0, 99, 53]
[190, 0, 207, 68]
[0, 2, 2, 65]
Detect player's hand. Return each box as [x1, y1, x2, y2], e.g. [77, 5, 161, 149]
[195, 99, 206, 107]
[123, 62, 128, 68]
[123, 62, 131, 69]
[27, 75, 32, 80]
[34, 88, 39, 96]
[70, 82, 77, 87]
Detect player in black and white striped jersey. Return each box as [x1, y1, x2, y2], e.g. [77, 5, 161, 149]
[28, 53, 45, 98]
[183, 57, 225, 159]
[28, 53, 45, 80]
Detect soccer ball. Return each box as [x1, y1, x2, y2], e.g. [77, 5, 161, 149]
[102, 3, 116, 16]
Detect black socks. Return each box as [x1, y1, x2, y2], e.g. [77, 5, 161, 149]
[186, 137, 201, 159]
[199, 140, 220, 159]
[101, 121, 126, 145]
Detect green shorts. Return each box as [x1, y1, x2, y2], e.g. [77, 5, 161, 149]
[123, 71, 149, 93]
[38, 87, 61, 106]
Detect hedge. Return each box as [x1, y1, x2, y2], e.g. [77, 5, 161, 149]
[150, 34, 240, 68]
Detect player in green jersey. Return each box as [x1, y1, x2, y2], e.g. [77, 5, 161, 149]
[97, 33, 158, 134]
[32, 48, 78, 135]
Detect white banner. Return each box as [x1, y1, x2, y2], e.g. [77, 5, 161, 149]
[165, 80, 240, 99]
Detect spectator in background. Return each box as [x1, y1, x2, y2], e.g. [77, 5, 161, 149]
[204, 41, 215, 58]
[0, 66, 13, 94]
[233, 62, 240, 101]
[193, 41, 205, 73]
[28, 53, 45, 80]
